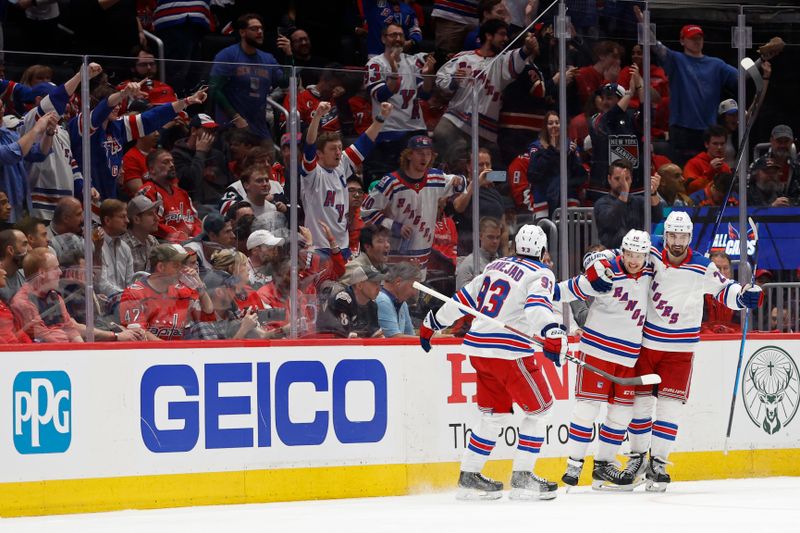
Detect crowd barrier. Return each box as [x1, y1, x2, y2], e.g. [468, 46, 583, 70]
[2, 334, 799, 517]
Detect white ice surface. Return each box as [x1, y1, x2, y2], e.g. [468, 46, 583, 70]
[2, 477, 799, 533]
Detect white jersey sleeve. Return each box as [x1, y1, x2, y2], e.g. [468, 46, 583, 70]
[433, 255, 557, 360]
[366, 53, 427, 133]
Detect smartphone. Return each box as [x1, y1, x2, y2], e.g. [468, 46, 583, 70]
[257, 308, 287, 323]
[487, 170, 507, 183]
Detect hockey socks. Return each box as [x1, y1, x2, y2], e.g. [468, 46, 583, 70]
[461, 412, 508, 473]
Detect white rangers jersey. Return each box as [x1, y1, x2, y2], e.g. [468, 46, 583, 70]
[431, 255, 558, 360]
[366, 52, 428, 135]
[360, 168, 464, 266]
[22, 86, 83, 220]
[555, 256, 654, 367]
[301, 134, 374, 250]
[435, 48, 529, 142]
[643, 247, 744, 351]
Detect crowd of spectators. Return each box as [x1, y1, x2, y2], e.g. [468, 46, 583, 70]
[0, 1, 796, 343]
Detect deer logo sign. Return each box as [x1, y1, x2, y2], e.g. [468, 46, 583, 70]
[743, 346, 799, 435]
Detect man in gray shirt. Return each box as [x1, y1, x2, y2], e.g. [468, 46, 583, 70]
[0, 229, 30, 303]
[455, 217, 503, 290]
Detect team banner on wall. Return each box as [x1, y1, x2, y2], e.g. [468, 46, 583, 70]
[1, 339, 799, 484]
[658, 207, 800, 270]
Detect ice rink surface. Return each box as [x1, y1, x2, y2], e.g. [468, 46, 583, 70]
[3, 477, 799, 533]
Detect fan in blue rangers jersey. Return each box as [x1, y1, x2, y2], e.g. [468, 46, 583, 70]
[418, 225, 613, 501]
[302, 100, 393, 258]
[623, 211, 763, 492]
[360, 135, 466, 270]
[555, 229, 655, 490]
[68, 82, 208, 200]
[209, 13, 284, 139]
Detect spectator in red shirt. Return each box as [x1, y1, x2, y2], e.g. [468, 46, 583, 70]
[0, 263, 30, 343]
[13, 248, 143, 342]
[257, 258, 313, 337]
[690, 172, 738, 207]
[346, 176, 366, 256]
[138, 148, 201, 242]
[618, 43, 669, 139]
[702, 251, 740, 333]
[283, 66, 345, 132]
[122, 118, 160, 197]
[683, 125, 731, 194]
[575, 41, 623, 107]
[119, 243, 213, 340]
[431, 198, 457, 270]
[117, 47, 178, 108]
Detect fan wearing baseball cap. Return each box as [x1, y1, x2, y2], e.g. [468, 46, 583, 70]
[750, 125, 800, 201]
[633, 7, 739, 166]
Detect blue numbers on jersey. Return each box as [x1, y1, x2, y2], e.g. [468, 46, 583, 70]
[476, 278, 511, 318]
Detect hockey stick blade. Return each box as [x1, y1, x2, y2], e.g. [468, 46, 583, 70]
[414, 281, 662, 387]
[566, 353, 660, 385]
[741, 57, 763, 93]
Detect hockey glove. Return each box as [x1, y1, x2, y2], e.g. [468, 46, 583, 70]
[585, 258, 614, 293]
[738, 283, 764, 309]
[541, 323, 568, 367]
[419, 310, 444, 353]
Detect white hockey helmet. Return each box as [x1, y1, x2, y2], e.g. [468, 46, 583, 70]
[621, 229, 651, 254]
[664, 211, 693, 235]
[515, 224, 547, 258]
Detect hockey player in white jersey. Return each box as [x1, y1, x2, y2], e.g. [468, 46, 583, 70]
[433, 19, 537, 158]
[302, 100, 393, 259]
[418, 225, 612, 500]
[556, 230, 654, 489]
[360, 135, 466, 268]
[624, 211, 763, 491]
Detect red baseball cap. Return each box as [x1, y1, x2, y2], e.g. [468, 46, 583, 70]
[680, 25, 704, 39]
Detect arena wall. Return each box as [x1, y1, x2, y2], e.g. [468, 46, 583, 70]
[2, 334, 799, 517]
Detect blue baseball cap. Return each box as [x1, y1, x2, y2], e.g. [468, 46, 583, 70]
[407, 135, 433, 150]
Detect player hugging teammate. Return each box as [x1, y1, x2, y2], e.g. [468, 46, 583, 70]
[419, 212, 763, 498]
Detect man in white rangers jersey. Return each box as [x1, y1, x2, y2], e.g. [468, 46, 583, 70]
[363, 22, 436, 185]
[302, 100, 392, 259]
[433, 19, 536, 160]
[22, 63, 103, 220]
[555, 229, 654, 489]
[360, 135, 466, 269]
[624, 211, 763, 491]
[418, 225, 612, 501]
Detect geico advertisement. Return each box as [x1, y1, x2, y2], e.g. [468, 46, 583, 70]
[0, 340, 799, 483]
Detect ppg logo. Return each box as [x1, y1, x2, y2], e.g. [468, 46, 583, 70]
[13, 371, 71, 454]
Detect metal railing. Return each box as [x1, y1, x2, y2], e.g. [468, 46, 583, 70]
[553, 207, 598, 277]
[753, 282, 799, 333]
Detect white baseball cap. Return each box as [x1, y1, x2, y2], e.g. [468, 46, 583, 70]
[246, 229, 285, 250]
[718, 98, 738, 116]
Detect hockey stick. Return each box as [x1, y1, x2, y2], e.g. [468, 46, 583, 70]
[704, 58, 766, 255]
[414, 281, 661, 386]
[723, 218, 759, 455]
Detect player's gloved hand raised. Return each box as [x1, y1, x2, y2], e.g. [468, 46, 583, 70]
[541, 323, 568, 366]
[419, 310, 444, 353]
[738, 283, 764, 309]
[585, 258, 613, 293]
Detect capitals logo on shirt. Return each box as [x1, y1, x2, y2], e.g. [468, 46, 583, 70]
[709, 222, 756, 258]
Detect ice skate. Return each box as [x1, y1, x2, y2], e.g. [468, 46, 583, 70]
[509, 471, 558, 501]
[456, 471, 503, 500]
[591, 460, 634, 491]
[623, 452, 648, 488]
[561, 457, 584, 490]
[645, 456, 671, 492]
